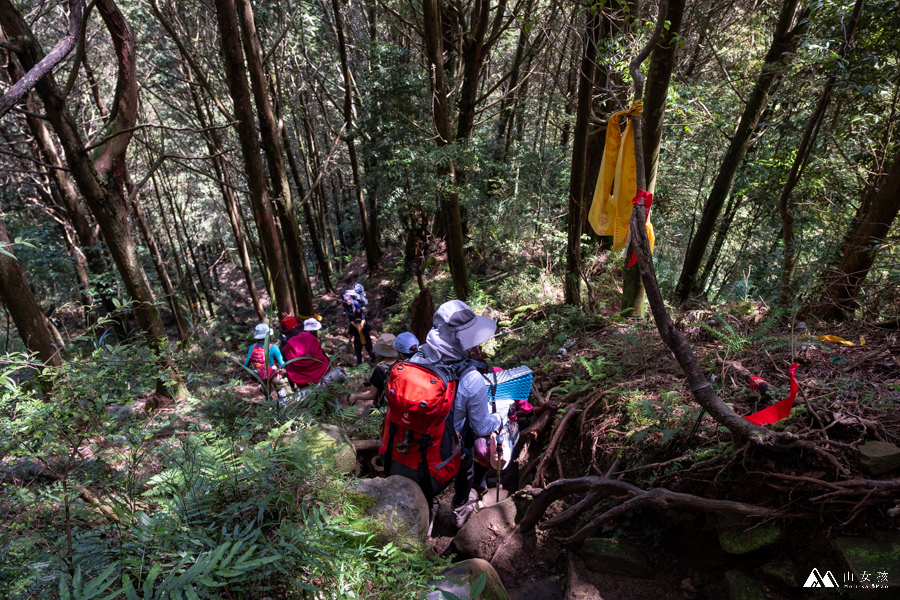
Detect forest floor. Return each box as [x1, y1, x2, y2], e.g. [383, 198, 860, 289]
[327, 248, 900, 598]
[4, 247, 899, 599]
[188, 248, 900, 598]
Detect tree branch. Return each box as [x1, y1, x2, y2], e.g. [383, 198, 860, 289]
[0, 0, 85, 119]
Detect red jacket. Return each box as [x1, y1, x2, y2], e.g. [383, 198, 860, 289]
[282, 332, 329, 385]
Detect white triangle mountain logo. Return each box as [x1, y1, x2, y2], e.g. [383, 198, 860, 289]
[803, 568, 839, 587]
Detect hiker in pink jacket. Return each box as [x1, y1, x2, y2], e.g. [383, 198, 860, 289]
[282, 318, 330, 387]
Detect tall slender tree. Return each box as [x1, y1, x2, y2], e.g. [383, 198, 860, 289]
[212, 0, 295, 315]
[674, 0, 808, 302]
[235, 0, 314, 315]
[0, 217, 61, 366]
[564, 2, 601, 306]
[776, 0, 865, 306]
[621, 0, 686, 316]
[331, 0, 381, 269]
[421, 0, 470, 300]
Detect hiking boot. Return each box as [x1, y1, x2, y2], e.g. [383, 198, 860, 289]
[452, 500, 477, 529]
[452, 489, 480, 529]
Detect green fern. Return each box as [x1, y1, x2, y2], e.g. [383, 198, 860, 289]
[121, 541, 281, 600]
[58, 565, 119, 600]
[699, 315, 751, 354]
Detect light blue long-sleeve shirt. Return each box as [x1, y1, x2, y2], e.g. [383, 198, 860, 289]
[410, 346, 500, 437]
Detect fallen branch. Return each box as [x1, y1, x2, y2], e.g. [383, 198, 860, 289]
[532, 395, 589, 486]
[352, 439, 380, 452]
[559, 485, 774, 547]
[842, 346, 888, 373]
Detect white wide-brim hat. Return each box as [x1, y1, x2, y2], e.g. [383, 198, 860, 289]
[303, 318, 322, 331]
[433, 300, 497, 351]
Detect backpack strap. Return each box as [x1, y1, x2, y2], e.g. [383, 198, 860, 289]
[487, 370, 499, 413]
[417, 433, 434, 509]
[383, 420, 397, 477]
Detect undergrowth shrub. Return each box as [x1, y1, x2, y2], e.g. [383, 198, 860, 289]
[0, 332, 444, 598]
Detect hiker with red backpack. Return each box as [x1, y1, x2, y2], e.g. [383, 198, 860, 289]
[243, 323, 288, 397]
[378, 300, 501, 529]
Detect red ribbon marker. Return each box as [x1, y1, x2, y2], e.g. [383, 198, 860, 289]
[627, 190, 653, 267]
[744, 364, 799, 425]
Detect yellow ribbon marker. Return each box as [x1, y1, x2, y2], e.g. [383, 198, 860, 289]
[816, 335, 856, 346]
[588, 101, 655, 254]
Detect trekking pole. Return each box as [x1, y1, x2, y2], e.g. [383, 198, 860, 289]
[496, 432, 502, 503]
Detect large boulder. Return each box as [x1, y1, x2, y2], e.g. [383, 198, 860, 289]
[425, 558, 509, 600]
[574, 538, 654, 579]
[452, 500, 517, 559]
[286, 424, 357, 474]
[717, 514, 784, 555]
[508, 577, 562, 600]
[833, 534, 900, 589]
[857, 441, 900, 476]
[724, 571, 765, 600]
[759, 560, 801, 588]
[350, 475, 430, 547]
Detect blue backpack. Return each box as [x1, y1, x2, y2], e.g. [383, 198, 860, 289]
[343, 293, 363, 319]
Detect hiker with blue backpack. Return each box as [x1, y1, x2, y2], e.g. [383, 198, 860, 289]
[342, 285, 366, 320]
[378, 300, 502, 530]
[348, 332, 418, 409]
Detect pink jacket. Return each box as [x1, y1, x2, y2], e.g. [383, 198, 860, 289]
[283, 332, 329, 385]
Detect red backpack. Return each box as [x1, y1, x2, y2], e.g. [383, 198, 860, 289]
[248, 344, 270, 379]
[379, 361, 474, 504]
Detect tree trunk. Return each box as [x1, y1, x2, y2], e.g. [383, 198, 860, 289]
[674, 0, 807, 302]
[132, 197, 188, 342]
[331, 0, 380, 269]
[422, 0, 470, 300]
[777, 0, 864, 306]
[622, 0, 685, 315]
[1, 0, 171, 341]
[213, 0, 294, 315]
[626, 0, 764, 443]
[185, 70, 264, 320]
[564, 3, 600, 306]
[165, 176, 216, 318]
[282, 122, 335, 293]
[0, 217, 61, 366]
[806, 150, 900, 321]
[235, 0, 314, 315]
[621, 0, 685, 317]
[697, 194, 742, 296]
[151, 174, 199, 323]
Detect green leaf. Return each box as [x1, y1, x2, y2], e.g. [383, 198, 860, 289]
[470, 571, 487, 597]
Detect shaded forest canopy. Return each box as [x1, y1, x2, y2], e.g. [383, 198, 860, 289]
[1, 0, 899, 598]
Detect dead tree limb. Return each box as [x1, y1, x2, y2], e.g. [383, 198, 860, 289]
[613, 0, 769, 444]
[559, 485, 774, 547]
[0, 0, 84, 119]
[532, 394, 592, 486]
